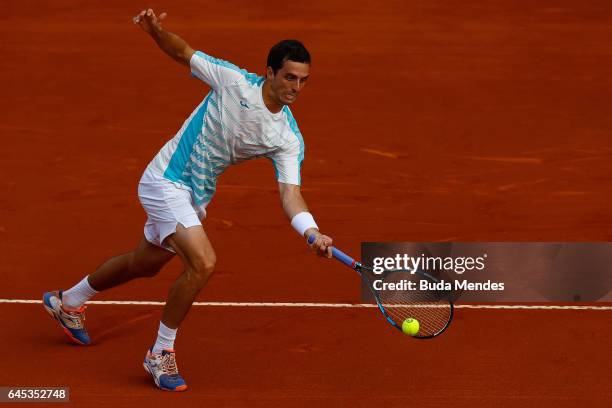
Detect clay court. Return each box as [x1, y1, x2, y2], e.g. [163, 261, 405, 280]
[1, 0, 611, 406]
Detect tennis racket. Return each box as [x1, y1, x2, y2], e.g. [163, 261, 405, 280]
[308, 236, 454, 339]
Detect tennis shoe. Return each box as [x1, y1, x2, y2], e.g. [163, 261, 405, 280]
[143, 348, 188, 392]
[42, 290, 90, 345]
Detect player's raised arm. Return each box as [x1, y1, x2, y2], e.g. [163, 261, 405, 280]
[278, 182, 333, 258]
[133, 8, 194, 67]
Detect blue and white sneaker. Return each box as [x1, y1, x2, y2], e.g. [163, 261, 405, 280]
[42, 290, 90, 345]
[143, 348, 188, 392]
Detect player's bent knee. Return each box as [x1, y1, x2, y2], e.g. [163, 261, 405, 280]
[186, 257, 216, 287]
[196, 258, 216, 278]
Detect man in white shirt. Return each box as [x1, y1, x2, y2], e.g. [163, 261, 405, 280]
[43, 8, 333, 392]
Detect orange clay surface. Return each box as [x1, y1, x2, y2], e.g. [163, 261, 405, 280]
[1, 1, 611, 406]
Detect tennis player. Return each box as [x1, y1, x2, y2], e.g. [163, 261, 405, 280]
[43, 8, 333, 392]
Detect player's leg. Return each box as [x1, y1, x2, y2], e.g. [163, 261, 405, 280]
[162, 223, 216, 328]
[86, 236, 175, 292]
[143, 223, 215, 392]
[43, 236, 175, 345]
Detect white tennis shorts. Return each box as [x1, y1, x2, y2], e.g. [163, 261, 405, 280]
[138, 168, 206, 252]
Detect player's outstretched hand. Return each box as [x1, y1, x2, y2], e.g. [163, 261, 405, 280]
[133, 8, 167, 35]
[306, 230, 333, 258]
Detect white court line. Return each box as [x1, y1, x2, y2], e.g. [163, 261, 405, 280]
[1, 299, 611, 310]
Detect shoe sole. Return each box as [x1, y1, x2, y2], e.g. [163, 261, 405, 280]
[143, 362, 188, 392]
[43, 302, 88, 346]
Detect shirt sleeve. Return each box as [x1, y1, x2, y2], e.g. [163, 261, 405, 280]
[190, 51, 246, 91]
[268, 136, 304, 186]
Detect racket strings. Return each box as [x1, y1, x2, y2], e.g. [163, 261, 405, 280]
[376, 272, 452, 337]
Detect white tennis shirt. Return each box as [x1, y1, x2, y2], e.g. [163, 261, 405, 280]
[147, 51, 305, 206]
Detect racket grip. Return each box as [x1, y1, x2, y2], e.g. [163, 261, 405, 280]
[307, 235, 356, 268]
[331, 247, 356, 267]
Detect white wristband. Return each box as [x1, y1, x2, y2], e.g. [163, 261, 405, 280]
[291, 212, 318, 237]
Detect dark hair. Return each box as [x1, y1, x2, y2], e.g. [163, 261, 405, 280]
[267, 39, 311, 73]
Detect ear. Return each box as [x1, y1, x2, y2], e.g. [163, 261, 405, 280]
[266, 66, 275, 80]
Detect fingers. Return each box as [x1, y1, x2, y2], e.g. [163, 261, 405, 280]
[144, 8, 157, 24]
[133, 9, 146, 24]
[133, 9, 166, 25]
[307, 234, 333, 258]
[316, 240, 327, 255]
[319, 236, 332, 258]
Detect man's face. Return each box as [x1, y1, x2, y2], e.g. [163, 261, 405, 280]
[267, 60, 310, 106]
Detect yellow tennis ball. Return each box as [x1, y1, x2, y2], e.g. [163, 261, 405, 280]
[401, 318, 420, 336]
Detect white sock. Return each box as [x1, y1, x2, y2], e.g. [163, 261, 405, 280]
[62, 276, 98, 310]
[153, 321, 177, 354]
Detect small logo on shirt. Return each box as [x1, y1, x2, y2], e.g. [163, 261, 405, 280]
[240, 100, 250, 109]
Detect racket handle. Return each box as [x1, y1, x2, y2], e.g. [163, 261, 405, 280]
[331, 247, 356, 268]
[307, 235, 356, 268]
